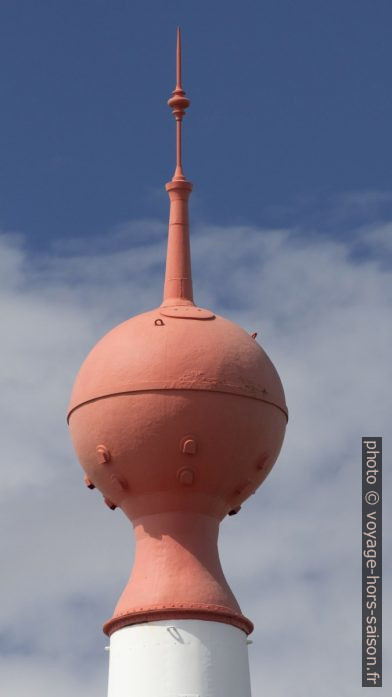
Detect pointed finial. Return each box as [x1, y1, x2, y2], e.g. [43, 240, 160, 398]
[168, 27, 190, 181]
[176, 25, 182, 89]
[162, 28, 194, 307]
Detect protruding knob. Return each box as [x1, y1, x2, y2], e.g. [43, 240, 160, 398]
[177, 467, 195, 486]
[84, 475, 95, 490]
[104, 497, 117, 511]
[96, 445, 111, 465]
[182, 437, 197, 455]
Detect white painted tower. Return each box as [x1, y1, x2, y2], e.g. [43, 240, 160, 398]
[108, 620, 252, 697]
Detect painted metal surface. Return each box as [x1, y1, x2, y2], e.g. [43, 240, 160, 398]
[107, 620, 252, 697]
[103, 511, 253, 637]
[67, 309, 287, 415]
[68, 27, 287, 642]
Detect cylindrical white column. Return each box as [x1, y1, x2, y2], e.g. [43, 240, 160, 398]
[107, 619, 252, 697]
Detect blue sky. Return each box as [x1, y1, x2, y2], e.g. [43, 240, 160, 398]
[1, 3, 391, 696]
[1, 0, 392, 247]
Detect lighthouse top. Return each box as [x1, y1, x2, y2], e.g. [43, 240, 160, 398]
[67, 28, 287, 637]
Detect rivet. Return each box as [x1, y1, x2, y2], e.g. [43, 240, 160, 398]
[256, 454, 268, 470]
[251, 332, 257, 339]
[104, 497, 117, 511]
[177, 467, 195, 486]
[84, 475, 95, 490]
[182, 438, 197, 455]
[96, 445, 111, 465]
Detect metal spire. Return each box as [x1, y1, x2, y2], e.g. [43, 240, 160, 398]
[162, 27, 194, 306]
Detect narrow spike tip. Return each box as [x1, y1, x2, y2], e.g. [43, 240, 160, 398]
[176, 26, 182, 89]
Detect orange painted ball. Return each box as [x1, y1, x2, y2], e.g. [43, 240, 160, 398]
[68, 306, 288, 521]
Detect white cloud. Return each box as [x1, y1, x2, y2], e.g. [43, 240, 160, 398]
[1, 217, 390, 695]
[0, 656, 106, 697]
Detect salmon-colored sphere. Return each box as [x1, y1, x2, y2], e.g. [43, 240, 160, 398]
[68, 306, 288, 521]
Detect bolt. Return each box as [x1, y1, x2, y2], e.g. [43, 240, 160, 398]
[177, 467, 195, 486]
[182, 438, 197, 455]
[256, 452, 268, 470]
[84, 475, 95, 490]
[96, 445, 111, 465]
[104, 497, 117, 510]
